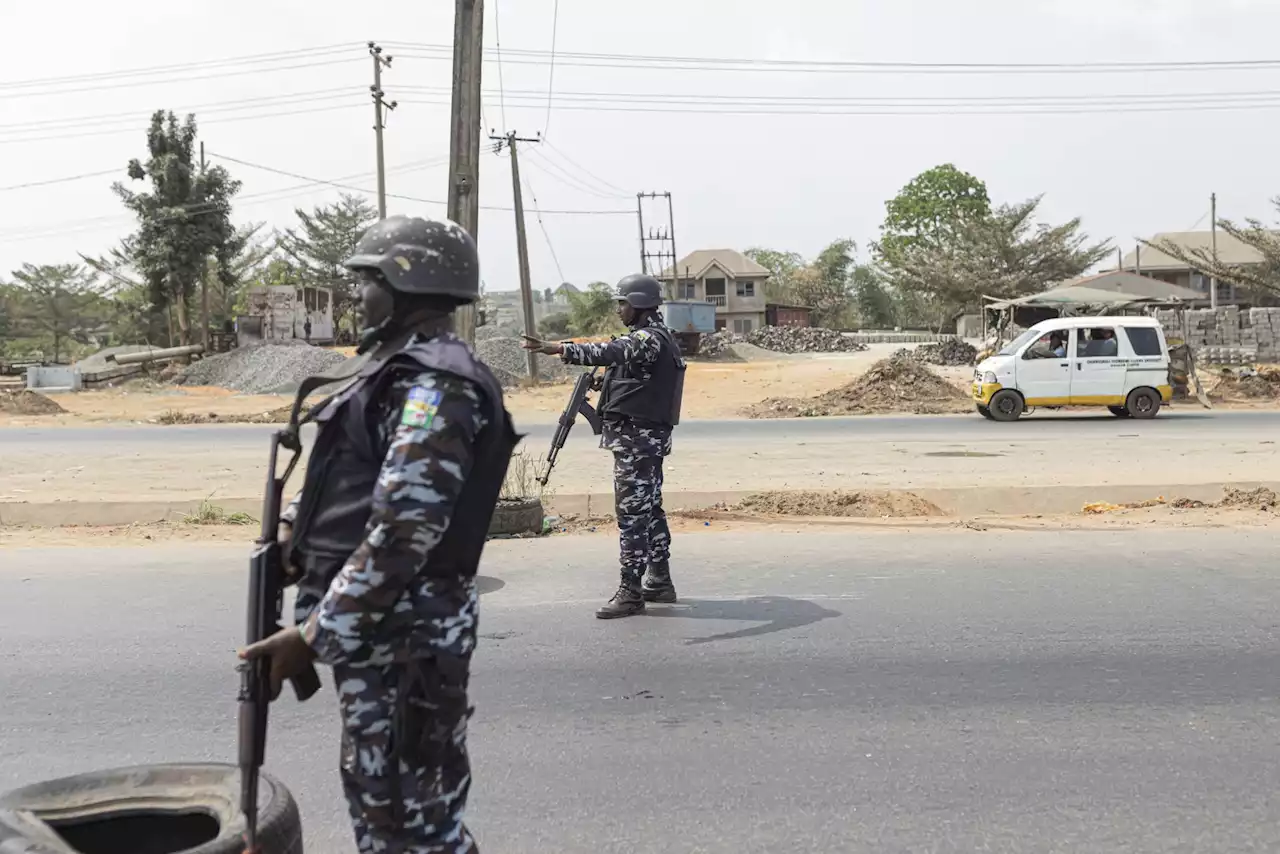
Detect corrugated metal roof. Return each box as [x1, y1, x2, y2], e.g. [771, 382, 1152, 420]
[1121, 231, 1268, 270]
[663, 249, 771, 279]
[1048, 270, 1203, 301]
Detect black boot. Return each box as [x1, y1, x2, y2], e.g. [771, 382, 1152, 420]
[596, 578, 645, 619]
[641, 561, 677, 604]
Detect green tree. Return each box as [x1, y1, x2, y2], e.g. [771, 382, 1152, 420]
[883, 196, 1111, 322]
[566, 282, 622, 335]
[538, 312, 571, 338]
[113, 111, 241, 346]
[8, 263, 105, 362]
[1141, 197, 1280, 300]
[875, 164, 992, 264]
[851, 266, 897, 328]
[788, 239, 860, 328]
[278, 193, 377, 338]
[744, 247, 806, 302]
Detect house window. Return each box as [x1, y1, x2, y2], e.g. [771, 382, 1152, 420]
[705, 277, 726, 306]
[732, 317, 754, 334]
[678, 280, 696, 299]
[736, 281, 755, 298]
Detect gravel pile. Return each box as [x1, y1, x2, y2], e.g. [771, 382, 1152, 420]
[745, 351, 971, 418]
[747, 326, 869, 353]
[474, 325, 503, 341]
[173, 341, 348, 394]
[476, 336, 583, 388]
[695, 331, 746, 359]
[908, 339, 979, 366]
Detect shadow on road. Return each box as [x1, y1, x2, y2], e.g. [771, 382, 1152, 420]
[478, 576, 505, 596]
[645, 596, 841, 645]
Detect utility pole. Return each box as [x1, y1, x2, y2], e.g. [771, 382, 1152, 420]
[198, 142, 209, 352]
[448, 0, 485, 344]
[492, 131, 542, 381]
[637, 192, 680, 298]
[1210, 192, 1219, 310]
[368, 42, 397, 220]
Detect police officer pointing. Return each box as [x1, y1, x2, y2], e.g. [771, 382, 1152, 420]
[239, 215, 518, 853]
[522, 273, 685, 619]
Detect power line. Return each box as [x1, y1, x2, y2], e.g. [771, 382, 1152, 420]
[522, 173, 566, 283]
[386, 41, 1280, 75]
[544, 0, 561, 136]
[522, 147, 630, 200]
[0, 43, 361, 91]
[540, 140, 631, 195]
[0, 169, 121, 192]
[0, 57, 365, 101]
[493, 0, 509, 130]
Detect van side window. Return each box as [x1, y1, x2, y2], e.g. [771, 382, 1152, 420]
[1125, 327, 1162, 356]
[1024, 331, 1067, 359]
[1076, 327, 1119, 358]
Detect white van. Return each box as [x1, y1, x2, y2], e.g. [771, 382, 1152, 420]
[972, 316, 1172, 421]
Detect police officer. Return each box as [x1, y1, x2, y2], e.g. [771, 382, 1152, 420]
[521, 273, 684, 619]
[239, 214, 518, 854]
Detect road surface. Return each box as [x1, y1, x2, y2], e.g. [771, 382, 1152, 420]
[1, 408, 1275, 451]
[3, 529, 1278, 852]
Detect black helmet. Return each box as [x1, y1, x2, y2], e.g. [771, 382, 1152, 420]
[344, 215, 479, 303]
[616, 273, 663, 310]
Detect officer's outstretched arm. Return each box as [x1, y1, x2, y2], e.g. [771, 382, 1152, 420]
[301, 371, 486, 665]
[561, 328, 661, 367]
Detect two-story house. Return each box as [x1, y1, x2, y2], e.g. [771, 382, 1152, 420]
[1121, 231, 1272, 305]
[662, 249, 771, 333]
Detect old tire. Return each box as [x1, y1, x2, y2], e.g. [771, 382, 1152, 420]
[1107, 405, 1131, 418]
[1126, 387, 1162, 420]
[487, 497, 545, 536]
[987, 389, 1024, 422]
[0, 763, 302, 854]
[976, 405, 995, 420]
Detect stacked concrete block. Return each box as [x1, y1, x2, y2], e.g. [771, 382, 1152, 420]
[1153, 306, 1279, 364]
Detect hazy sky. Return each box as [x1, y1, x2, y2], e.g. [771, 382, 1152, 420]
[3, 0, 1280, 293]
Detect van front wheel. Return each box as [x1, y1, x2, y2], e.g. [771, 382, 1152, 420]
[1126, 388, 1162, 420]
[987, 390, 1024, 422]
[977, 405, 995, 420]
[1107, 405, 1131, 418]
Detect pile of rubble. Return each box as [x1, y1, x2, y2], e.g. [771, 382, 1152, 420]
[172, 341, 349, 394]
[0, 389, 67, 415]
[746, 351, 971, 418]
[1209, 365, 1280, 401]
[695, 326, 870, 359]
[732, 489, 945, 518]
[475, 336, 583, 388]
[907, 339, 979, 366]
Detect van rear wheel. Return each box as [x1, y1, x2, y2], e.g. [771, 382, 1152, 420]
[987, 390, 1024, 422]
[1107, 405, 1131, 418]
[1126, 388, 1162, 420]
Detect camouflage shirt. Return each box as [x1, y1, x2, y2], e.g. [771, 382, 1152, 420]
[287, 365, 489, 667]
[560, 316, 673, 457]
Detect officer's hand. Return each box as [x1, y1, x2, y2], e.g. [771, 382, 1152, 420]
[589, 373, 604, 392]
[238, 626, 318, 701]
[519, 334, 563, 356]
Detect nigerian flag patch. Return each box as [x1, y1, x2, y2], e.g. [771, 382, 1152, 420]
[401, 386, 443, 429]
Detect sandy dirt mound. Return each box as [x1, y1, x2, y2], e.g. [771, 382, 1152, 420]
[1208, 366, 1280, 401]
[745, 352, 971, 417]
[0, 390, 67, 415]
[152, 405, 294, 425]
[1084, 486, 1277, 514]
[732, 489, 946, 518]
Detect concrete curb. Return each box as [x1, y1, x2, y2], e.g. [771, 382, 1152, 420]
[2, 481, 1277, 528]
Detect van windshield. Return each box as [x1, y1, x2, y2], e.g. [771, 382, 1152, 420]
[997, 328, 1045, 357]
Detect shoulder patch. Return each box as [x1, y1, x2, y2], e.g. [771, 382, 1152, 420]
[633, 330, 651, 339]
[400, 386, 443, 429]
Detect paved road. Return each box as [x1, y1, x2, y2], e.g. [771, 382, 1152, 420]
[3, 529, 1279, 852]
[3, 408, 1276, 452]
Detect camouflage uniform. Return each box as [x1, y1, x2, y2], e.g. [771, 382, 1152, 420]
[283, 347, 490, 854]
[561, 316, 673, 583]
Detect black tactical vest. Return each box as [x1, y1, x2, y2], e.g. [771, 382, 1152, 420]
[598, 323, 685, 427]
[289, 333, 519, 603]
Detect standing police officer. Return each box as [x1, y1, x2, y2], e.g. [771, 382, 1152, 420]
[239, 214, 518, 854]
[522, 273, 684, 619]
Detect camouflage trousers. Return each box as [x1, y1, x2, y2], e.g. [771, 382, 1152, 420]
[333, 655, 478, 854]
[613, 450, 671, 581]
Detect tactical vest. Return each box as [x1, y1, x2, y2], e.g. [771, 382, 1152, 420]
[289, 334, 519, 604]
[598, 323, 685, 427]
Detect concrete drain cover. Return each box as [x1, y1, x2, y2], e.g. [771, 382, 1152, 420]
[923, 450, 1004, 458]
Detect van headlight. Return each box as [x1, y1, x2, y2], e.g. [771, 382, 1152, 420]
[982, 371, 998, 384]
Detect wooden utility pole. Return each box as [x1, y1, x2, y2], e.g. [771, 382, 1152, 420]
[448, 0, 485, 344]
[368, 42, 397, 220]
[1210, 192, 1219, 310]
[198, 143, 210, 352]
[493, 131, 542, 381]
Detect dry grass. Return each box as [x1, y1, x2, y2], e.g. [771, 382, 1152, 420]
[501, 450, 551, 501]
[183, 498, 256, 526]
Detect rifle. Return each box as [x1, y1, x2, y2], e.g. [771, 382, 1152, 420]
[539, 368, 602, 487]
[238, 421, 323, 853]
